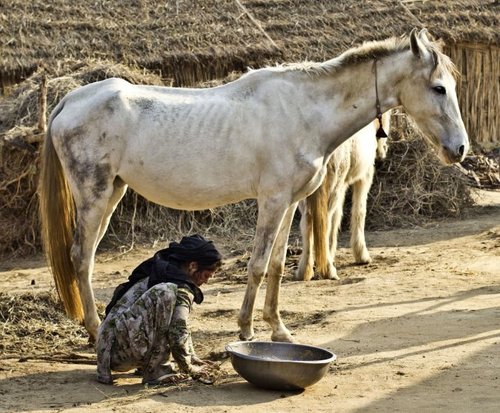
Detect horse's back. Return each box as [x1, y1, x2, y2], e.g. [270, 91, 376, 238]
[51, 78, 136, 132]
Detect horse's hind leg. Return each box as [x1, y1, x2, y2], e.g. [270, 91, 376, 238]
[71, 177, 125, 342]
[96, 177, 128, 245]
[350, 168, 374, 264]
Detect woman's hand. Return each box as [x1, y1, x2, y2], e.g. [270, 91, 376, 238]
[191, 355, 216, 367]
[189, 363, 221, 384]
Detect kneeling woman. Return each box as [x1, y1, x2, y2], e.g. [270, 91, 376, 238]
[96, 234, 222, 385]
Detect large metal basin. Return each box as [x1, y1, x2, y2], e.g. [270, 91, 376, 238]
[225, 341, 336, 391]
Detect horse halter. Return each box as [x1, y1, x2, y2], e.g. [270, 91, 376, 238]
[373, 59, 388, 139]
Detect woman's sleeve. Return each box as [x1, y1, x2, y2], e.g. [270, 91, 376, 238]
[168, 287, 194, 373]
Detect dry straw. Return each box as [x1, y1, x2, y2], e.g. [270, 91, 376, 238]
[0, 291, 91, 356]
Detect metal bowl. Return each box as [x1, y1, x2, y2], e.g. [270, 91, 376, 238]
[225, 341, 336, 390]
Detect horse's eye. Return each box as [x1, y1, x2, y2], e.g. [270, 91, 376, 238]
[433, 86, 446, 95]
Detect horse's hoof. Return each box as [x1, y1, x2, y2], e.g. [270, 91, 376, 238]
[293, 268, 314, 282]
[238, 332, 255, 342]
[319, 266, 339, 280]
[85, 322, 99, 344]
[323, 272, 340, 280]
[354, 250, 371, 264]
[271, 331, 294, 343]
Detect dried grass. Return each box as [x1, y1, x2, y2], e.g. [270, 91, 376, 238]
[1, 1, 497, 89]
[0, 60, 164, 133]
[0, 291, 93, 356]
[0, 143, 40, 256]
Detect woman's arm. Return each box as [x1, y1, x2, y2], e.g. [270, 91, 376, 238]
[168, 288, 195, 373]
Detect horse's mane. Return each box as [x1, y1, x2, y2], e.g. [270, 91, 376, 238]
[318, 36, 411, 73]
[247, 34, 457, 79]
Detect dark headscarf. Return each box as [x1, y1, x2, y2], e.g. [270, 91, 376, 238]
[104, 235, 222, 317]
[159, 234, 222, 268]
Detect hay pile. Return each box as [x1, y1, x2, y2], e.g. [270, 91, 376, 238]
[0, 143, 39, 256]
[0, 62, 476, 258]
[458, 150, 500, 190]
[366, 124, 475, 229]
[0, 59, 165, 134]
[0, 291, 91, 356]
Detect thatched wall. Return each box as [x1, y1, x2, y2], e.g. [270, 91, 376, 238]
[446, 43, 499, 150]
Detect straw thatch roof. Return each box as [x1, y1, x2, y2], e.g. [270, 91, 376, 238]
[1, 0, 498, 88]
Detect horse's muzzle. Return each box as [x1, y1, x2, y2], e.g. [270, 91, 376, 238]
[442, 143, 467, 164]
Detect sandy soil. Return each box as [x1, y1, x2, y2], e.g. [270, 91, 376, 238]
[0, 190, 499, 413]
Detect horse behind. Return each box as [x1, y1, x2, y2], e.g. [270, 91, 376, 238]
[39, 29, 468, 343]
[296, 112, 391, 281]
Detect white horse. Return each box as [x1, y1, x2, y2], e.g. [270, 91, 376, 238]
[295, 112, 391, 281]
[39, 29, 468, 343]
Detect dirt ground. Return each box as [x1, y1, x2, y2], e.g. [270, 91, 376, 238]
[0, 190, 499, 413]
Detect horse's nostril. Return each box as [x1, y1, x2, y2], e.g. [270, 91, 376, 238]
[458, 145, 465, 156]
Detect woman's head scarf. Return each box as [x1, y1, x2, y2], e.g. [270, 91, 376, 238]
[164, 234, 222, 268]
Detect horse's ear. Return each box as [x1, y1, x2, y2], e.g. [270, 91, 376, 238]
[410, 28, 423, 58]
[418, 28, 430, 44]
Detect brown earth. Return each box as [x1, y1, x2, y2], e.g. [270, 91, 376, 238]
[0, 190, 499, 413]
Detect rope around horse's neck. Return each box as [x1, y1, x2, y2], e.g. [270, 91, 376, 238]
[373, 59, 388, 139]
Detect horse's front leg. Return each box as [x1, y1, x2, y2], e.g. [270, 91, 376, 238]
[264, 202, 298, 342]
[238, 197, 290, 341]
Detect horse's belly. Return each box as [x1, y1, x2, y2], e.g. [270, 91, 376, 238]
[123, 172, 254, 211]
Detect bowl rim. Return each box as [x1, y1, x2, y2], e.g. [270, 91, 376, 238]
[225, 340, 337, 365]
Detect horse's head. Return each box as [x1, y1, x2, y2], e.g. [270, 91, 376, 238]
[399, 29, 469, 164]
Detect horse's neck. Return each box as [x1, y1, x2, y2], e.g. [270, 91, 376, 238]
[314, 52, 409, 155]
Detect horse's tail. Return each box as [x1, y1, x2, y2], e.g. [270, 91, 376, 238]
[38, 102, 84, 321]
[308, 175, 331, 278]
